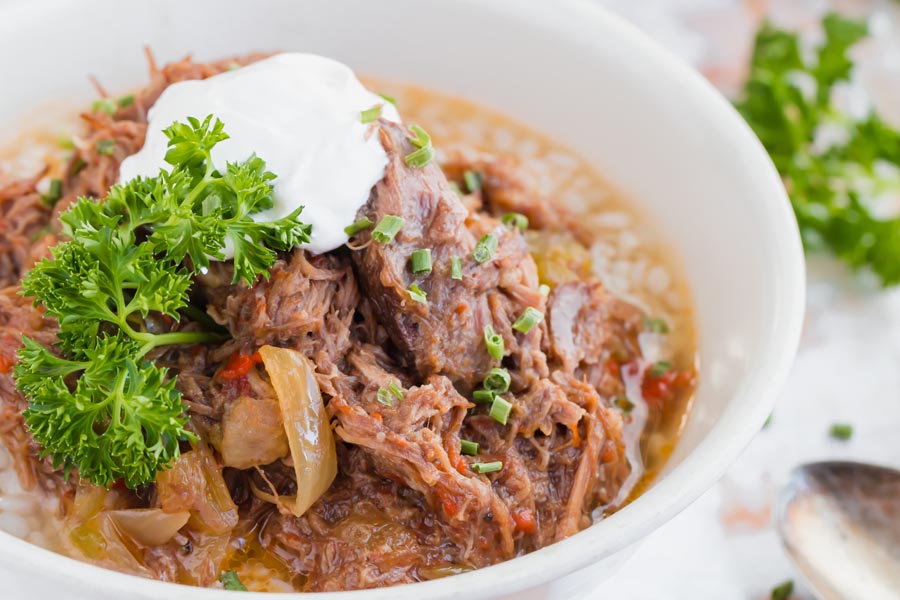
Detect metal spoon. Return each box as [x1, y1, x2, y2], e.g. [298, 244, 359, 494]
[776, 461, 900, 600]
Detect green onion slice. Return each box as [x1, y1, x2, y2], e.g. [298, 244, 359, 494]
[463, 170, 482, 193]
[407, 284, 428, 304]
[404, 124, 434, 168]
[372, 215, 404, 243]
[378, 92, 396, 106]
[95, 140, 116, 155]
[460, 439, 479, 455]
[91, 98, 117, 115]
[538, 284, 550, 297]
[361, 105, 382, 124]
[489, 396, 512, 425]
[376, 388, 394, 407]
[42, 179, 63, 206]
[472, 234, 498, 264]
[388, 381, 404, 400]
[450, 257, 463, 280]
[614, 396, 635, 414]
[644, 317, 670, 334]
[648, 361, 672, 378]
[471, 461, 503, 474]
[512, 307, 544, 333]
[770, 580, 794, 600]
[473, 389, 495, 404]
[501, 212, 529, 231]
[483, 368, 511, 394]
[410, 249, 432, 274]
[829, 423, 853, 441]
[483, 325, 504, 360]
[344, 216, 374, 237]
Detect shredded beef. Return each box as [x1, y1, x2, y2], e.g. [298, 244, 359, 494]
[0, 55, 664, 592]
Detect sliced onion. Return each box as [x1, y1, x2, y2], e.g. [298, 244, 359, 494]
[109, 509, 190, 546]
[156, 442, 238, 535]
[67, 513, 151, 577]
[258, 345, 337, 517]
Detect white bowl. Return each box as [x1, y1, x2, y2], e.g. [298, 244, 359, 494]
[0, 0, 805, 598]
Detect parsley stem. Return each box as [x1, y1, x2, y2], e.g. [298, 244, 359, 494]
[132, 330, 226, 357]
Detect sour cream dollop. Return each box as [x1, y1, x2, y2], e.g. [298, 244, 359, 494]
[119, 53, 400, 255]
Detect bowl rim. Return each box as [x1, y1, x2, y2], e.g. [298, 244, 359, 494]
[0, 0, 806, 597]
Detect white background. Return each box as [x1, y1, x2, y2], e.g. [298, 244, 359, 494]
[596, 1, 900, 598]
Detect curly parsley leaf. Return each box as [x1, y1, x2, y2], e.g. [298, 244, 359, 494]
[14, 115, 311, 488]
[736, 14, 900, 286]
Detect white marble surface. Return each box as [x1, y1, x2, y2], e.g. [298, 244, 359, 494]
[595, 1, 900, 598]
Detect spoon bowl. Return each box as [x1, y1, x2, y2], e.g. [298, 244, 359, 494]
[777, 461, 900, 600]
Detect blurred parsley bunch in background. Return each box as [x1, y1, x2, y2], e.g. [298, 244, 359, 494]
[737, 14, 900, 285]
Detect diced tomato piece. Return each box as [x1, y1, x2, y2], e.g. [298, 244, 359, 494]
[606, 358, 620, 377]
[512, 509, 537, 534]
[601, 443, 618, 463]
[438, 491, 459, 517]
[0, 352, 14, 374]
[218, 351, 262, 380]
[642, 367, 694, 408]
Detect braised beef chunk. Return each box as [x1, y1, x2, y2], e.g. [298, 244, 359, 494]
[0, 55, 692, 593]
[351, 121, 545, 389]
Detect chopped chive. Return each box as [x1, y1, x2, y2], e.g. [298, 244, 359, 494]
[463, 170, 482, 193]
[501, 212, 529, 231]
[460, 439, 479, 455]
[450, 257, 463, 280]
[648, 361, 672, 378]
[512, 307, 544, 333]
[70, 156, 86, 176]
[407, 283, 428, 304]
[644, 317, 670, 334]
[378, 92, 396, 106]
[344, 216, 374, 237]
[538, 284, 550, 297]
[91, 98, 117, 115]
[472, 234, 498, 264]
[614, 396, 634, 414]
[770, 580, 794, 600]
[372, 215, 404, 243]
[483, 325, 504, 360]
[117, 95, 135, 108]
[410, 249, 433, 274]
[763, 414, 773, 429]
[448, 181, 463, 197]
[473, 389, 495, 404]
[95, 139, 116, 155]
[829, 423, 853, 441]
[376, 388, 394, 407]
[404, 124, 434, 168]
[360, 104, 382, 124]
[41, 179, 63, 206]
[221, 570, 247, 591]
[388, 381, 404, 400]
[57, 136, 75, 150]
[471, 461, 503, 474]
[483, 368, 511, 394]
[489, 396, 513, 425]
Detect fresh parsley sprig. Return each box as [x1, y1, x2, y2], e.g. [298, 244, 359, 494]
[736, 14, 900, 286]
[14, 115, 311, 488]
